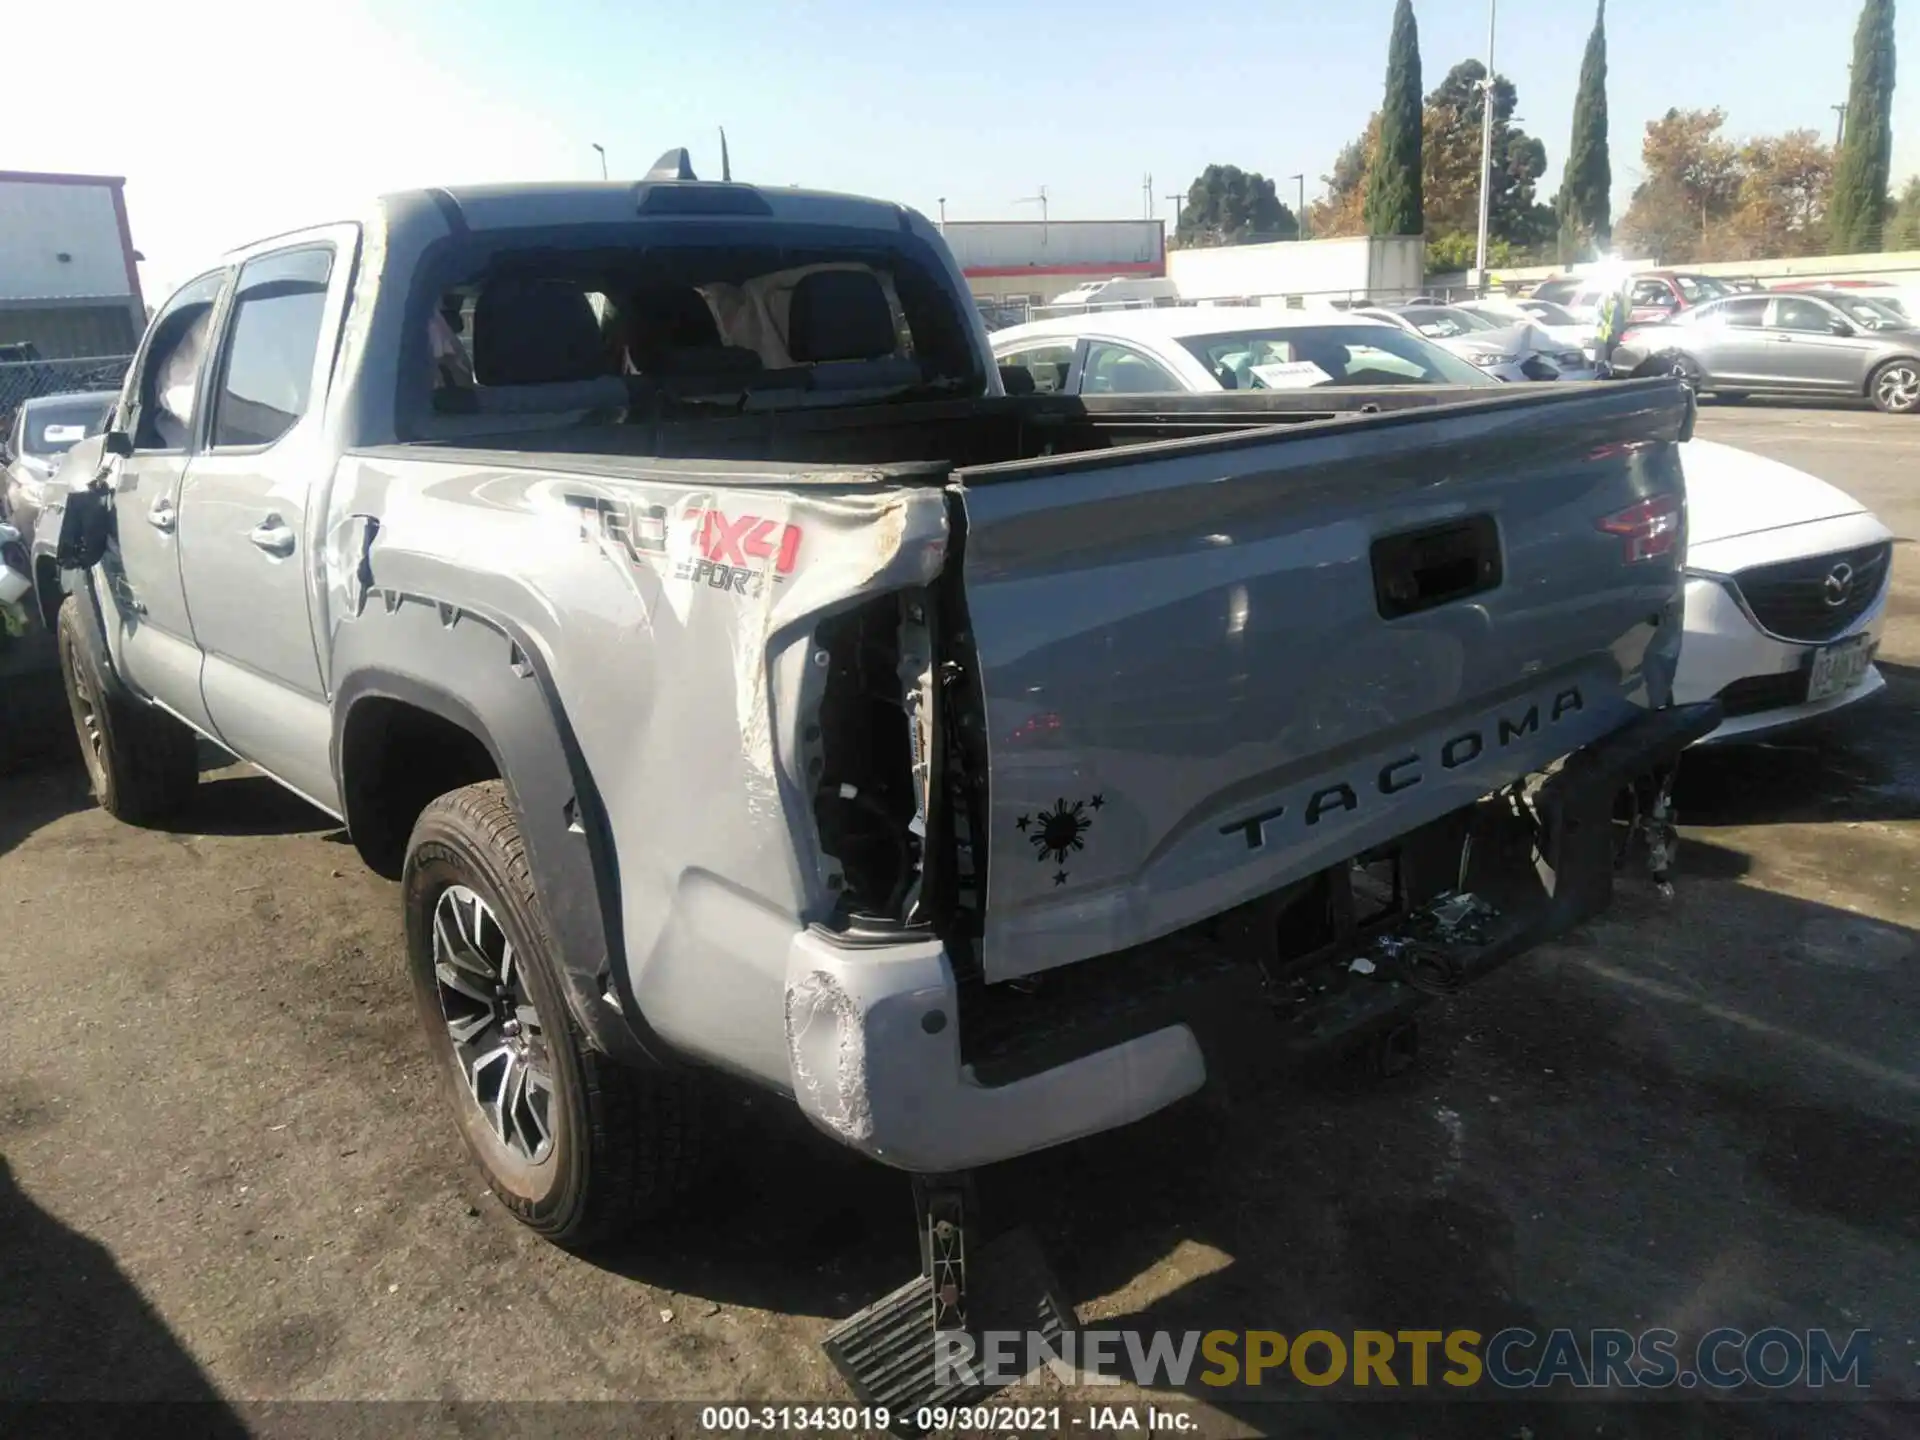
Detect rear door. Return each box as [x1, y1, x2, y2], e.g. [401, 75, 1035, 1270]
[179, 233, 354, 809]
[954, 383, 1691, 981]
[1692, 297, 1772, 384]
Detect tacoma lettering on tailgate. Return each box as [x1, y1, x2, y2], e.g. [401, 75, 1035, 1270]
[1219, 686, 1585, 852]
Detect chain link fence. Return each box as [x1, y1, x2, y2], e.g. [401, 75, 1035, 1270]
[0, 355, 132, 440]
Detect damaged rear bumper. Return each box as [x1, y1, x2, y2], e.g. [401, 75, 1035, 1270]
[782, 700, 1722, 1174]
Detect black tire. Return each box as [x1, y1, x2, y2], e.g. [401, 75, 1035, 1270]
[1868, 358, 1920, 415]
[56, 596, 199, 823]
[403, 781, 701, 1248]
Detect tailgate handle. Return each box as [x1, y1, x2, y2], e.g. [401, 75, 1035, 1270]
[1371, 515, 1502, 619]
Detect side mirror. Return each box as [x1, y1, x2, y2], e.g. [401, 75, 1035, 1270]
[103, 428, 134, 459]
[55, 484, 114, 570]
[997, 364, 1036, 396]
[1828, 318, 1855, 337]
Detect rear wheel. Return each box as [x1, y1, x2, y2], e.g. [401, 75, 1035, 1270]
[55, 598, 199, 822]
[403, 781, 702, 1248]
[1869, 360, 1920, 415]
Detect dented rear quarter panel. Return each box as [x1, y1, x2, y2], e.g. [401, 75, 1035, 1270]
[319, 448, 949, 1083]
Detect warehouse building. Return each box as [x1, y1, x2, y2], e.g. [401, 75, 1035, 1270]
[942, 219, 1165, 324]
[0, 170, 147, 358]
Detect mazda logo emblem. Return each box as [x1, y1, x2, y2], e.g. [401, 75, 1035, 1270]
[1823, 562, 1855, 608]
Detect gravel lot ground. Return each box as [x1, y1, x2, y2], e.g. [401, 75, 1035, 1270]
[2, 403, 1916, 1436]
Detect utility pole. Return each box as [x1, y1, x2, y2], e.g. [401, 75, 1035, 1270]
[938, 197, 947, 230]
[1831, 103, 1848, 147]
[1473, 0, 1497, 288]
[1012, 186, 1049, 245]
[1164, 192, 1184, 246]
[1143, 173, 1153, 220]
[1289, 173, 1306, 241]
[591, 142, 607, 180]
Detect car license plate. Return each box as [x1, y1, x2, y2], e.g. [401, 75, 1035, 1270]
[1807, 636, 1875, 702]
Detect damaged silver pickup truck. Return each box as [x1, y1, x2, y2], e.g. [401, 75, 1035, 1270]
[39, 151, 1715, 1389]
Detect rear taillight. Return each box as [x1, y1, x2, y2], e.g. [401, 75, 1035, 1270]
[1598, 495, 1682, 563]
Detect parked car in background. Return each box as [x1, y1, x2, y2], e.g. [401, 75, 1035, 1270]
[1771, 278, 1919, 322]
[1352, 303, 1599, 382]
[1531, 270, 1735, 325]
[1, 390, 118, 546]
[1676, 440, 1892, 741]
[989, 307, 1496, 393]
[1612, 291, 1920, 414]
[1454, 299, 1594, 354]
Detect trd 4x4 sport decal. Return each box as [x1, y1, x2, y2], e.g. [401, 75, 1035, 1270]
[565, 494, 803, 597]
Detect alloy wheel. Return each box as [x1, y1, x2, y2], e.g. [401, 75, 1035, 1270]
[1875, 364, 1919, 413]
[65, 644, 108, 787]
[431, 883, 555, 1164]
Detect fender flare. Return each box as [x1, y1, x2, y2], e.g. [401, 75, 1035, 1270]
[330, 590, 668, 1069]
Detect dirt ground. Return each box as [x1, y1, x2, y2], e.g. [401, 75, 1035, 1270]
[2, 404, 1916, 1436]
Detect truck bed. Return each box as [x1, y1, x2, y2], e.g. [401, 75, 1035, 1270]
[357, 379, 1668, 477]
[339, 381, 1693, 1008]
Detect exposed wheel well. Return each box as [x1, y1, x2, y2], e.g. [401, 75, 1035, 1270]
[340, 697, 500, 878]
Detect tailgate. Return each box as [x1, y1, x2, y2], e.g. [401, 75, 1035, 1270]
[954, 382, 1692, 982]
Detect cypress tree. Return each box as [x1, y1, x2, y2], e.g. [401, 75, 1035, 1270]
[1365, 0, 1424, 236]
[1829, 0, 1898, 252]
[1557, 0, 1612, 261]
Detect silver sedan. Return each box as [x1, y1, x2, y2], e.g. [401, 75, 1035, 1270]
[1352, 304, 1600, 383]
[1613, 291, 1920, 414]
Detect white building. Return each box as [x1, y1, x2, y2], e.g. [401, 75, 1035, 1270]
[942, 219, 1166, 321]
[0, 170, 147, 358]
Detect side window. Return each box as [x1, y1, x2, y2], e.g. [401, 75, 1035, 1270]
[210, 248, 334, 449]
[1719, 298, 1769, 329]
[1632, 280, 1678, 310]
[1772, 297, 1836, 334]
[997, 343, 1076, 394]
[1081, 341, 1181, 395]
[130, 271, 228, 452]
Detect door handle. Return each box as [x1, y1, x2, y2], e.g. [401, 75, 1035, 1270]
[147, 496, 176, 533]
[249, 515, 296, 558]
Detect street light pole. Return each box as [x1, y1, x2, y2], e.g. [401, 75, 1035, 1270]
[938, 197, 947, 230]
[1289, 173, 1306, 241]
[591, 142, 607, 180]
[1473, 0, 1497, 289]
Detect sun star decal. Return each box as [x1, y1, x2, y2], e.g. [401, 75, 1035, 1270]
[1028, 797, 1093, 868]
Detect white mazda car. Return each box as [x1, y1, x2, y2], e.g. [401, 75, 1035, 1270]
[1673, 439, 1889, 743]
[993, 309, 1892, 744]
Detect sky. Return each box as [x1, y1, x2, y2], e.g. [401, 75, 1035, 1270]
[13, 0, 1919, 297]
